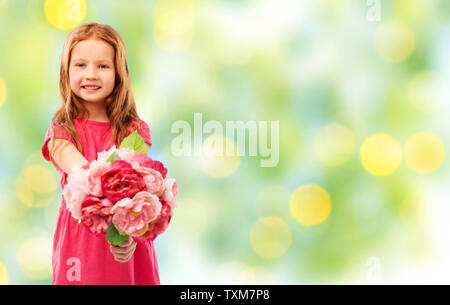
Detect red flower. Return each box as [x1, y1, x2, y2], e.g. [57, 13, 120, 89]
[101, 160, 146, 202]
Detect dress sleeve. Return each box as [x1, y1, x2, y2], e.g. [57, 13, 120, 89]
[41, 123, 73, 162]
[131, 119, 152, 148]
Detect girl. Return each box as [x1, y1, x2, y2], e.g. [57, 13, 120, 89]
[42, 22, 167, 284]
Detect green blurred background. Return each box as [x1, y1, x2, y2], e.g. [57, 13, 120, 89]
[1, 0, 450, 284]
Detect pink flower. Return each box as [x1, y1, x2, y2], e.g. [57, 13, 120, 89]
[116, 148, 168, 179]
[63, 167, 89, 220]
[80, 196, 113, 233]
[97, 145, 117, 163]
[101, 160, 146, 202]
[110, 191, 162, 236]
[161, 178, 179, 209]
[133, 154, 168, 179]
[115, 147, 136, 163]
[134, 167, 164, 196]
[86, 159, 110, 197]
[139, 200, 172, 241]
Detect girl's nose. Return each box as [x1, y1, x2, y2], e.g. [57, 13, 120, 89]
[85, 65, 99, 79]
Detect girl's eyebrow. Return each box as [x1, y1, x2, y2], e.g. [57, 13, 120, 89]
[71, 57, 113, 63]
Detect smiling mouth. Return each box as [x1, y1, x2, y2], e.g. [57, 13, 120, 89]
[82, 85, 101, 90]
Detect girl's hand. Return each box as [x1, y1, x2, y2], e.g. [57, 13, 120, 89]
[110, 237, 137, 263]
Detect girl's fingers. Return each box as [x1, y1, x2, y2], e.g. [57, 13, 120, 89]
[118, 238, 133, 247]
[111, 241, 136, 254]
[110, 242, 137, 262]
[114, 250, 135, 262]
[111, 245, 132, 255]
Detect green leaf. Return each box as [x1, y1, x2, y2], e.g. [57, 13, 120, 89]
[106, 221, 129, 246]
[106, 152, 121, 162]
[119, 130, 148, 154]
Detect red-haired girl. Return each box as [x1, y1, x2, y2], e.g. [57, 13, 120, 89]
[42, 22, 164, 285]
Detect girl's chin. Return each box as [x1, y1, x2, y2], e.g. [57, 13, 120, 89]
[79, 97, 108, 104]
[73, 92, 110, 104]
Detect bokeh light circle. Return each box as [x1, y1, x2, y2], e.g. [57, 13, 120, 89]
[313, 123, 355, 166]
[153, 0, 194, 52]
[23, 165, 57, 193]
[200, 136, 240, 178]
[0, 261, 8, 285]
[16, 164, 57, 208]
[360, 133, 402, 176]
[290, 184, 332, 226]
[404, 132, 445, 174]
[374, 21, 415, 62]
[17, 236, 52, 280]
[0, 77, 6, 108]
[15, 176, 33, 208]
[44, 0, 86, 30]
[249, 216, 292, 259]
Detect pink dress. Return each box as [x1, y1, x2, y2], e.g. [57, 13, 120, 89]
[42, 117, 163, 285]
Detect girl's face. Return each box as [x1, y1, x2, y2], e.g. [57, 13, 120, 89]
[69, 38, 116, 105]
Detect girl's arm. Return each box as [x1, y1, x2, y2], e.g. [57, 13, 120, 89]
[47, 141, 149, 175]
[47, 138, 89, 174]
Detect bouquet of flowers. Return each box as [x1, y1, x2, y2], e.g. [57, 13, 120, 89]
[63, 131, 179, 246]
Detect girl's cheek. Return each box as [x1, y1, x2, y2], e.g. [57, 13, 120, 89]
[70, 73, 82, 86]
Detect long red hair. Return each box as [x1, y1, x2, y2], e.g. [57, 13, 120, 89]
[49, 22, 142, 160]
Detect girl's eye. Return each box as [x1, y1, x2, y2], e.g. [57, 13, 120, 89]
[75, 63, 85, 67]
[99, 65, 109, 69]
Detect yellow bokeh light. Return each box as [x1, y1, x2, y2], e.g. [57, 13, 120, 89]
[44, 0, 86, 30]
[360, 133, 402, 176]
[394, 0, 432, 23]
[0, 261, 8, 285]
[374, 21, 415, 62]
[200, 136, 240, 178]
[16, 176, 33, 208]
[17, 236, 52, 280]
[290, 184, 332, 226]
[408, 72, 448, 113]
[404, 132, 445, 174]
[23, 165, 57, 193]
[313, 123, 355, 166]
[153, 0, 194, 52]
[16, 164, 56, 208]
[249, 216, 292, 259]
[0, 77, 6, 108]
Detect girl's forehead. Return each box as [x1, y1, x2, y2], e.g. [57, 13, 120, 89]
[71, 38, 115, 60]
